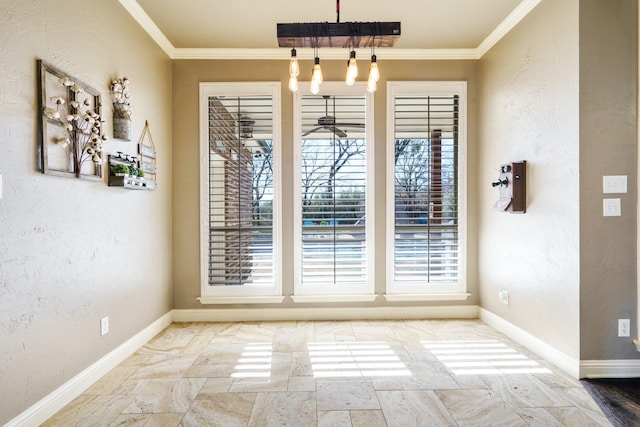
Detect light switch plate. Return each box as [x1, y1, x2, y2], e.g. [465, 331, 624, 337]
[603, 198, 621, 216]
[603, 175, 627, 194]
[0, 174, 3, 199]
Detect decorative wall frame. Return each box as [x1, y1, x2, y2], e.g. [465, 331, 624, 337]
[37, 59, 105, 180]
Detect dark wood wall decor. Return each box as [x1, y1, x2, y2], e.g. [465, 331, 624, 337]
[492, 161, 527, 213]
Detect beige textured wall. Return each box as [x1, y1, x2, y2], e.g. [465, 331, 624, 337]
[172, 59, 479, 310]
[477, 0, 581, 358]
[579, 0, 638, 360]
[0, 1, 173, 424]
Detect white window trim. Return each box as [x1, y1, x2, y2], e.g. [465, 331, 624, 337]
[291, 294, 378, 303]
[293, 82, 375, 296]
[197, 296, 285, 305]
[385, 81, 468, 295]
[383, 293, 470, 302]
[198, 82, 282, 300]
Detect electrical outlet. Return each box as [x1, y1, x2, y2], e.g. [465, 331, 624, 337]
[603, 198, 621, 217]
[499, 290, 509, 305]
[618, 319, 630, 337]
[100, 316, 109, 336]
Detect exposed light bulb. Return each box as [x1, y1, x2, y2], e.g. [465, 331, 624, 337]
[367, 78, 377, 93]
[311, 56, 323, 85]
[345, 50, 358, 86]
[289, 75, 299, 92]
[367, 54, 379, 93]
[310, 79, 320, 95]
[368, 54, 380, 82]
[289, 48, 300, 77]
[309, 54, 322, 94]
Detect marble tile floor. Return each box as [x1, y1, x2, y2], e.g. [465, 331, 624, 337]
[43, 319, 612, 426]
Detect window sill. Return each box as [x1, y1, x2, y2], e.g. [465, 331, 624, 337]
[384, 293, 470, 302]
[291, 294, 378, 303]
[197, 296, 285, 305]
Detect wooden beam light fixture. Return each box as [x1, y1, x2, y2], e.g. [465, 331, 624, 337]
[278, 0, 400, 93]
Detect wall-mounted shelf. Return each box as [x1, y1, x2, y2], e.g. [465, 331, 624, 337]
[108, 153, 156, 190]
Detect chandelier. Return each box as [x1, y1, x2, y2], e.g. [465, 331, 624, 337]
[276, 1, 400, 93]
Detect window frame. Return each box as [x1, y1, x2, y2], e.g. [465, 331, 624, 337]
[198, 82, 282, 301]
[293, 82, 375, 297]
[385, 81, 467, 296]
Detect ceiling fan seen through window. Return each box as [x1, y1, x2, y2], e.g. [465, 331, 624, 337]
[302, 95, 364, 138]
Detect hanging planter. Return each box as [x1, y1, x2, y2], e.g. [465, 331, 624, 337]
[113, 102, 131, 140]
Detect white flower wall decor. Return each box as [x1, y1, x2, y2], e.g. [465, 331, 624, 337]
[111, 77, 131, 104]
[38, 60, 107, 180]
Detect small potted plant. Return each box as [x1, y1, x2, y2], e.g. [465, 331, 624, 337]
[129, 167, 144, 178]
[110, 163, 130, 176]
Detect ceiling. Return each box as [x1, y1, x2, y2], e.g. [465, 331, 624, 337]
[119, 0, 541, 60]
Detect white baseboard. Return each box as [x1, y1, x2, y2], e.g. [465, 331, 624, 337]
[172, 305, 480, 322]
[479, 308, 580, 378]
[580, 359, 640, 378]
[6, 312, 172, 427]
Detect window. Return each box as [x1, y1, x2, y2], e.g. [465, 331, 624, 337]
[294, 84, 374, 296]
[199, 83, 281, 300]
[386, 82, 467, 295]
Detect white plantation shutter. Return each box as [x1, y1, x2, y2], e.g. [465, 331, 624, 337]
[296, 91, 372, 294]
[388, 82, 466, 293]
[200, 83, 281, 298]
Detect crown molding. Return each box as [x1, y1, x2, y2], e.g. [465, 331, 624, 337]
[120, 0, 539, 61]
[118, 0, 176, 58]
[476, 0, 542, 58]
[171, 47, 480, 61]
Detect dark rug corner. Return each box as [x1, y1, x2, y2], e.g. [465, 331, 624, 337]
[581, 378, 640, 427]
